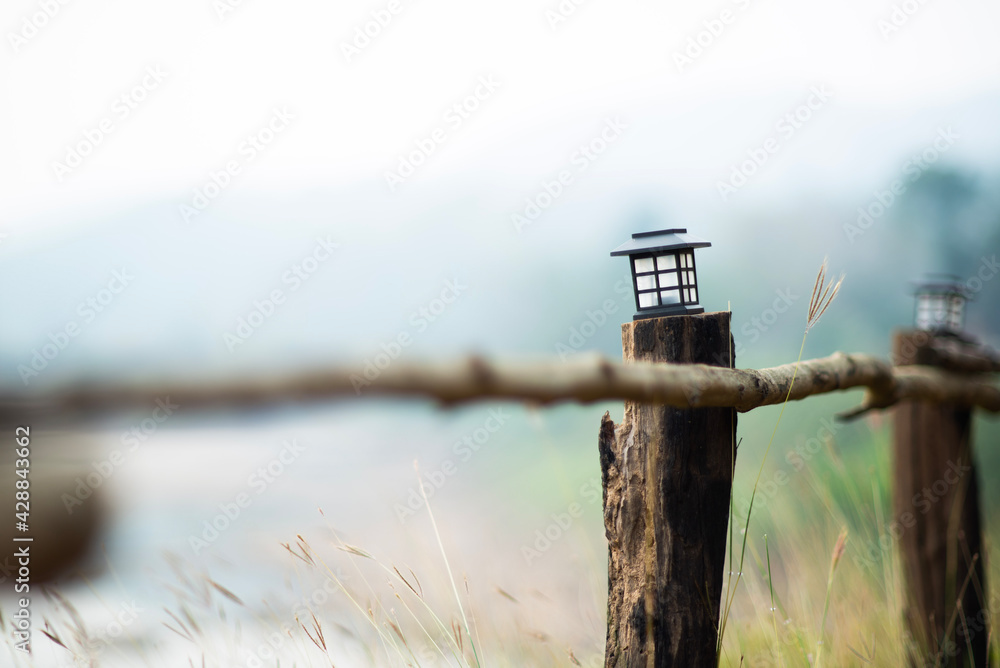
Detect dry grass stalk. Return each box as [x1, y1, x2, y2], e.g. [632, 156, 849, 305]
[807, 259, 845, 331]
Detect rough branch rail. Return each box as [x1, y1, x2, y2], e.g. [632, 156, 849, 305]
[5, 351, 998, 418]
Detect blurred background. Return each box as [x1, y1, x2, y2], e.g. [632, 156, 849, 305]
[1, 0, 999, 665]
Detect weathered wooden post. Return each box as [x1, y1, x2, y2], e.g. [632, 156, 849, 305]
[601, 230, 736, 666]
[893, 278, 989, 668]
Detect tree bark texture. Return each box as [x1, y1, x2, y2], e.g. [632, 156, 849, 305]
[599, 311, 736, 667]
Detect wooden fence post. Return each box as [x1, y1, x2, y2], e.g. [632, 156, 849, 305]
[893, 330, 987, 667]
[598, 311, 736, 667]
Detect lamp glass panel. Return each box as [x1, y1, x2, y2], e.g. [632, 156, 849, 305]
[656, 254, 676, 270]
[658, 272, 678, 288]
[916, 299, 932, 329]
[917, 296, 932, 311]
[948, 298, 964, 329]
[680, 253, 688, 268]
[634, 257, 654, 273]
[637, 275, 656, 290]
[931, 295, 948, 324]
[660, 290, 680, 305]
[639, 292, 657, 308]
[690, 287, 698, 303]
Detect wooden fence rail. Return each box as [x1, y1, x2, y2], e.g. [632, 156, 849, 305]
[3, 350, 999, 420]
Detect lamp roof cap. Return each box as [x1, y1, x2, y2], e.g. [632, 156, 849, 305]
[610, 228, 711, 256]
[913, 274, 972, 299]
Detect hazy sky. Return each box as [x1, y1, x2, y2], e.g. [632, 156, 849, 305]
[3, 0, 1000, 232]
